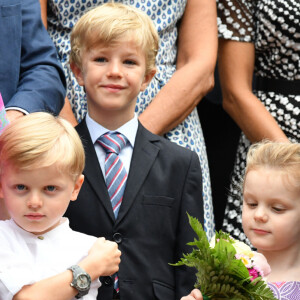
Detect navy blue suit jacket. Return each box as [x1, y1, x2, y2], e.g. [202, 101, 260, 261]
[0, 0, 65, 114]
[65, 120, 204, 300]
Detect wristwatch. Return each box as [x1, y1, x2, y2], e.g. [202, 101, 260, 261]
[68, 265, 92, 299]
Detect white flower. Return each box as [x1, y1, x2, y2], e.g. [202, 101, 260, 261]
[209, 235, 216, 248]
[232, 240, 253, 257]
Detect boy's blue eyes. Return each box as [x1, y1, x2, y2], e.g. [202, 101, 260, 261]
[95, 58, 137, 65]
[96, 57, 106, 62]
[15, 185, 56, 192]
[16, 184, 26, 191]
[124, 60, 136, 65]
[46, 186, 56, 192]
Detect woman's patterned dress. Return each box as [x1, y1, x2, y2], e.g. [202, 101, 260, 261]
[47, 0, 215, 238]
[218, 0, 300, 245]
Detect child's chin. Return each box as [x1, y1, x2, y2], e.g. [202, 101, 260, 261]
[251, 242, 269, 251]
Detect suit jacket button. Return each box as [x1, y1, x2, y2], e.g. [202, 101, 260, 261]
[113, 232, 122, 244]
[100, 276, 113, 286]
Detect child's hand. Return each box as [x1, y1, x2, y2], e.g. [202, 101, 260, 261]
[79, 237, 121, 280]
[181, 289, 203, 300]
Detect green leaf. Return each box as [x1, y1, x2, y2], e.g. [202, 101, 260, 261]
[171, 214, 278, 300]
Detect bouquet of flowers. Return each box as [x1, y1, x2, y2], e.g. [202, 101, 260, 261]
[173, 214, 277, 300]
[0, 93, 10, 134]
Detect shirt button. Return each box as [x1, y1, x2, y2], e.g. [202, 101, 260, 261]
[113, 232, 122, 244]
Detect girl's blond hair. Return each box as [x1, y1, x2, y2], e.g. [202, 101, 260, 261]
[245, 140, 300, 189]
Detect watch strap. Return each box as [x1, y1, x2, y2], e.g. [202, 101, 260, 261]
[68, 265, 91, 299]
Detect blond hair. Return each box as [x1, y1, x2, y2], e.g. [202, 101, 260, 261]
[70, 2, 159, 74]
[245, 140, 300, 189]
[0, 112, 85, 181]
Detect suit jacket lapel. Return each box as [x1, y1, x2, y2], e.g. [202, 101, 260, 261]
[116, 123, 160, 225]
[76, 120, 115, 221]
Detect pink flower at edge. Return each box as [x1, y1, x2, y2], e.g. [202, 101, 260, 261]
[248, 268, 259, 281]
[252, 252, 271, 277]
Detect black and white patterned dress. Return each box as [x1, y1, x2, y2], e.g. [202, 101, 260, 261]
[217, 0, 300, 245]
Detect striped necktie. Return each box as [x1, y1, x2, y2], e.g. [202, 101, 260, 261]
[97, 132, 128, 294]
[97, 132, 128, 219]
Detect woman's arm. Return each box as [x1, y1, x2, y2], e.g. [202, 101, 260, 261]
[218, 39, 288, 143]
[39, 0, 48, 29]
[139, 0, 218, 135]
[59, 99, 78, 127]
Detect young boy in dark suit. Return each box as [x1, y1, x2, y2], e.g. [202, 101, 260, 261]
[66, 3, 204, 300]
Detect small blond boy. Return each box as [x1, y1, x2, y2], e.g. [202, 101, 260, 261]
[0, 112, 121, 300]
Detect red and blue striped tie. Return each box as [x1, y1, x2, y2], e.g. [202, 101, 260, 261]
[97, 132, 128, 295]
[97, 132, 128, 218]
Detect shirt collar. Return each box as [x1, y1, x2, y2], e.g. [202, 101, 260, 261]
[9, 217, 70, 241]
[86, 113, 138, 147]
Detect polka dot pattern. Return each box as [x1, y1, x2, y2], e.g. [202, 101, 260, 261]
[47, 0, 215, 239]
[218, 0, 300, 246]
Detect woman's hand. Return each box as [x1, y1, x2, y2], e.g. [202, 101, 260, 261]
[139, 0, 218, 135]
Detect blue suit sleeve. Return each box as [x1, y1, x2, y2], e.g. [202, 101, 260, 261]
[5, 0, 65, 115]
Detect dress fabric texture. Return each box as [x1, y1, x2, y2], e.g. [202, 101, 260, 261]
[218, 0, 300, 244]
[47, 0, 215, 239]
[268, 281, 300, 299]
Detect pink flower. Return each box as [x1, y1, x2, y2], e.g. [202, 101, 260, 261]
[252, 252, 271, 277]
[248, 268, 259, 281]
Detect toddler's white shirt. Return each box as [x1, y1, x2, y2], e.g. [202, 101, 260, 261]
[0, 218, 101, 300]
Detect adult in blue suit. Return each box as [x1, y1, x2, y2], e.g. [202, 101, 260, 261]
[0, 0, 65, 121]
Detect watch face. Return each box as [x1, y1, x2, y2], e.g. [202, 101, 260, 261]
[77, 274, 89, 289]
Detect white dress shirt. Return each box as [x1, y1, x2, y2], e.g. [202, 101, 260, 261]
[0, 218, 101, 300]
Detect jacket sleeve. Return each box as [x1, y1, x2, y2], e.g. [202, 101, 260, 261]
[5, 0, 65, 115]
[175, 151, 204, 300]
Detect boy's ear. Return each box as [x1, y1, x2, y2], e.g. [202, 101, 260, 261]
[70, 174, 84, 201]
[140, 68, 156, 92]
[70, 62, 85, 86]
